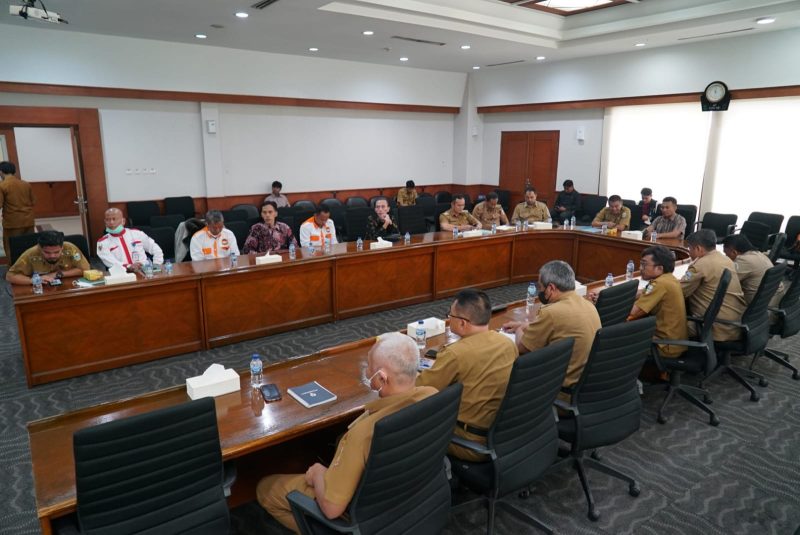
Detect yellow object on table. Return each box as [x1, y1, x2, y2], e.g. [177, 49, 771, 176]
[83, 270, 104, 281]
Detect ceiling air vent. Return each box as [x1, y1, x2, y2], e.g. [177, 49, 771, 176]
[251, 0, 280, 9]
[678, 28, 753, 41]
[391, 36, 446, 46]
[486, 59, 525, 67]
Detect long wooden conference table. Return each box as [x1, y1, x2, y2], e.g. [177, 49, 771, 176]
[13, 228, 688, 387]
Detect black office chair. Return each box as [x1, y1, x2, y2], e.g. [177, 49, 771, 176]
[555, 316, 657, 521]
[293, 200, 316, 212]
[460, 193, 473, 211]
[126, 200, 160, 227]
[756, 272, 800, 379]
[747, 211, 784, 236]
[344, 207, 372, 242]
[320, 198, 344, 211]
[594, 279, 638, 327]
[697, 212, 737, 243]
[434, 191, 452, 205]
[676, 204, 698, 238]
[627, 204, 644, 231]
[220, 209, 249, 223]
[71, 397, 230, 535]
[149, 214, 185, 231]
[291, 210, 314, 242]
[493, 189, 511, 213]
[8, 232, 40, 264]
[449, 339, 574, 535]
[287, 384, 462, 535]
[225, 220, 249, 251]
[768, 233, 787, 264]
[710, 264, 786, 401]
[647, 269, 730, 426]
[231, 203, 260, 221]
[64, 234, 92, 262]
[397, 205, 427, 235]
[148, 226, 176, 262]
[345, 196, 368, 208]
[163, 196, 195, 219]
[739, 220, 771, 251]
[434, 203, 450, 231]
[576, 194, 607, 225]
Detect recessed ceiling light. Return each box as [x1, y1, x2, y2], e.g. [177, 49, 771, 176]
[309, 47, 319, 52]
[235, 12, 249, 18]
[472, 66, 480, 70]
[756, 17, 776, 24]
[195, 34, 207, 39]
[634, 42, 647, 47]
[536, 56, 546, 61]
[400, 57, 409, 62]
[362, 30, 374, 36]
[461, 45, 471, 50]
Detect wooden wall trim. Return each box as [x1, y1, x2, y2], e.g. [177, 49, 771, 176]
[0, 81, 460, 115]
[477, 85, 800, 114]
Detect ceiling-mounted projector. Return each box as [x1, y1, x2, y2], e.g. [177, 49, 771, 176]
[10, 0, 68, 24]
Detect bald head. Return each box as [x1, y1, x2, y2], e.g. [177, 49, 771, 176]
[104, 207, 126, 231]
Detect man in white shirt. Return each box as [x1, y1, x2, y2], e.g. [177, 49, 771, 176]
[97, 207, 164, 270]
[190, 210, 240, 261]
[299, 206, 338, 248]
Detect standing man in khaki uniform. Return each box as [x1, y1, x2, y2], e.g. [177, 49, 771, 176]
[417, 289, 518, 461]
[6, 230, 89, 285]
[627, 245, 688, 357]
[0, 161, 36, 257]
[503, 260, 601, 395]
[681, 229, 747, 341]
[722, 234, 782, 305]
[257, 332, 436, 532]
[592, 195, 631, 231]
[511, 188, 550, 224]
[472, 191, 508, 227]
[439, 194, 481, 231]
[396, 180, 418, 206]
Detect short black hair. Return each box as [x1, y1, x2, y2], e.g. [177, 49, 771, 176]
[525, 187, 537, 194]
[486, 191, 498, 201]
[641, 245, 675, 273]
[261, 200, 278, 212]
[722, 234, 757, 254]
[641, 187, 652, 196]
[662, 196, 677, 206]
[405, 180, 415, 188]
[38, 230, 64, 248]
[687, 229, 717, 251]
[452, 289, 492, 326]
[563, 179, 574, 188]
[0, 161, 16, 175]
[271, 180, 282, 189]
[315, 205, 331, 215]
[608, 194, 622, 204]
[452, 194, 465, 202]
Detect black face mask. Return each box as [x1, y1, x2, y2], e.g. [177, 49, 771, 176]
[538, 286, 549, 305]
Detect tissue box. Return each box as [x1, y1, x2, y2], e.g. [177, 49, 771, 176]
[370, 240, 392, 250]
[532, 222, 552, 230]
[621, 230, 644, 240]
[574, 282, 587, 297]
[461, 230, 483, 238]
[407, 317, 446, 338]
[186, 364, 240, 400]
[255, 254, 282, 265]
[104, 273, 137, 286]
[83, 269, 104, 281]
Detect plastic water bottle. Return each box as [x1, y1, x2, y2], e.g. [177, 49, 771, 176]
[452, 227, 458, 239]
[308, 244, 316, 255]
[491, 222, 497, 235]
[570, 215, 576, 230]
[523, 220, 529, 231]
[164, 260, 174, 275]
[356, 237, 363, 251]
[605, 273, 614, 288]
[404, 231, 411, 245]
[415, 320, 426, 350]
[601, 223, 608, 235]
[324, 236, 332, 253]
[288, 242, 296, 260]
[143, 259, 154, 279]
[250, 354, 263, 387]
[229, 250, 238, 267]
[651, 232, 658, 243]
[527, 282, 538, 309]
[515, 220, 521, 232]
[626, 259, 635, 281]
[31, 272, 43, 295]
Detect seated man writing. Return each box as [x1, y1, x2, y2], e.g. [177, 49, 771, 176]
[97, 207, 164, 270]
[6, 230, 90, 285]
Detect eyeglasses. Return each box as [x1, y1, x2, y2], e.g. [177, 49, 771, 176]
[639, 261, 661, 268]
[446, 311, 470, 322]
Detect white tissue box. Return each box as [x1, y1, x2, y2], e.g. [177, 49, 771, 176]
[407, 317, 446, 338]
[461, 230, 483, 238]
[574, 282, 587, 297]
[186, 364, 240, 400]
[532, 222, 552, 230]
[621, 230, 644, 240]
[370, 240, 392, 250]
[255, 254, 282, 265]
[104, 273, 137, 286]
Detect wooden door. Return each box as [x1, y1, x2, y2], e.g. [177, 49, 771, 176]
[499, 131, 559, 209]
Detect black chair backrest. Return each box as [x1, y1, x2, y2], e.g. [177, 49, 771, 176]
[434, 191, 452, 204]
[220, 209, 249, 223]
[459, 193, 472, 211]
[348, 384, 462, 533]
[64, 234, 91, 262]
[594, 279, 639, 327]
[776, 272, 800, 339]
[491, 339, 573, 496]
[148, 226, 176, 262]
[73, 397, 229, 535]
[320, 198, 344, 210]
[149, 214, 185, 231]
[739, 264, 785, 354]
[577, 194, 607, 222]
[699, 212, 737, 239]
[397, 205, 427, 235]
[126, 200, 161, 227]
[676, 205, 698, 238]
[768, 233, 787, 263]
[494, 189, 511, 212]
[225, 220, 249, 250]
[345, 196, 368, 208]
[434, 203, 450, 231]
[416, 193, 436, 218]
[572, 316, 657, 450]
[163, 196, 195, 219]
[8, 232, 40, 264]
[627, 204, 644, 230]
[344, 207, 373, 242]
[291, 210, 314, 241]
[748, 211, 784, 235]
[231, 203, 260, 220]
[293, 200, 316, 212]
[740, 220, 771, 251]
[784, 216, 800, 248]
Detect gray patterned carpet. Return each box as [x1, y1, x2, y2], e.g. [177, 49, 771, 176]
[1, 268, 799, 535]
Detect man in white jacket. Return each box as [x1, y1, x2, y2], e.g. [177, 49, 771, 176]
[190, 210, 240, 261]
[97, 207, 163, 270]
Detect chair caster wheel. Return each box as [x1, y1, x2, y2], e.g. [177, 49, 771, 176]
[629, 484, 641, 497]
[750, 393, 760, 402]
[703, 396, 713, 404]
[657, 415, 667, 424]
[518, 489, 531, 499]
[710, 416, 720, 426]
[588, 508, 600, 522]
[759, 379, 768, 387]
[792, 371, 799, 380]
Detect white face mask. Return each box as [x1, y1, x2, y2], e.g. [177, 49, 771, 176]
[361, 369, 383, 393]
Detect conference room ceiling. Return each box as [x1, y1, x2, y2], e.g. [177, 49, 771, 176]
[3, 0, 800, 72]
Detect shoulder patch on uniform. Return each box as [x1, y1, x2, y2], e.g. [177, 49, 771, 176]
[682, 271, 693, 281]
[73, 253, 81, 261]
[645, 282, 655, 294]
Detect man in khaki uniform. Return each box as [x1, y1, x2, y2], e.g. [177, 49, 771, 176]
[628, 245, 688, 357]
[722, 234, 782, 305]
[417, 289, 518, 461]
[0, 161, 36, 256]
[511, 188, 550, 224]
[503, 260, 601, 395]
[257, 332, 436, 531]
[681, 229, 747, 341]
[472, 191, 508, 227]
[592, 194, 631, 231]
[439, 194, 481, 231]
[396, 179, 418, 206]
[6, 230, 89, 286]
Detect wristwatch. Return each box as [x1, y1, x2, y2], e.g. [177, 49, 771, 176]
[55, 270, 64, 280]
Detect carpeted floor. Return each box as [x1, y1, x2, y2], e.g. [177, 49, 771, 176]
[1, 267, 799, 535]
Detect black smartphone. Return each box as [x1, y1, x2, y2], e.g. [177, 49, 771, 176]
[259, 383, 281, 402]
[425, 348, 438, 358]
[48, 279, 62, 286]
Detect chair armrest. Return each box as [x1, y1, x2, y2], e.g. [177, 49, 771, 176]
[687, 316, 704, 324]
[450, 435, 493, 456]
[286, 491, 357, 534]
[553, 398, 578, 415]
[653, 338, 707, 349]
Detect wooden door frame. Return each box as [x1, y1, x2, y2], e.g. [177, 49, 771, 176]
[0, 106, 108, 243]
